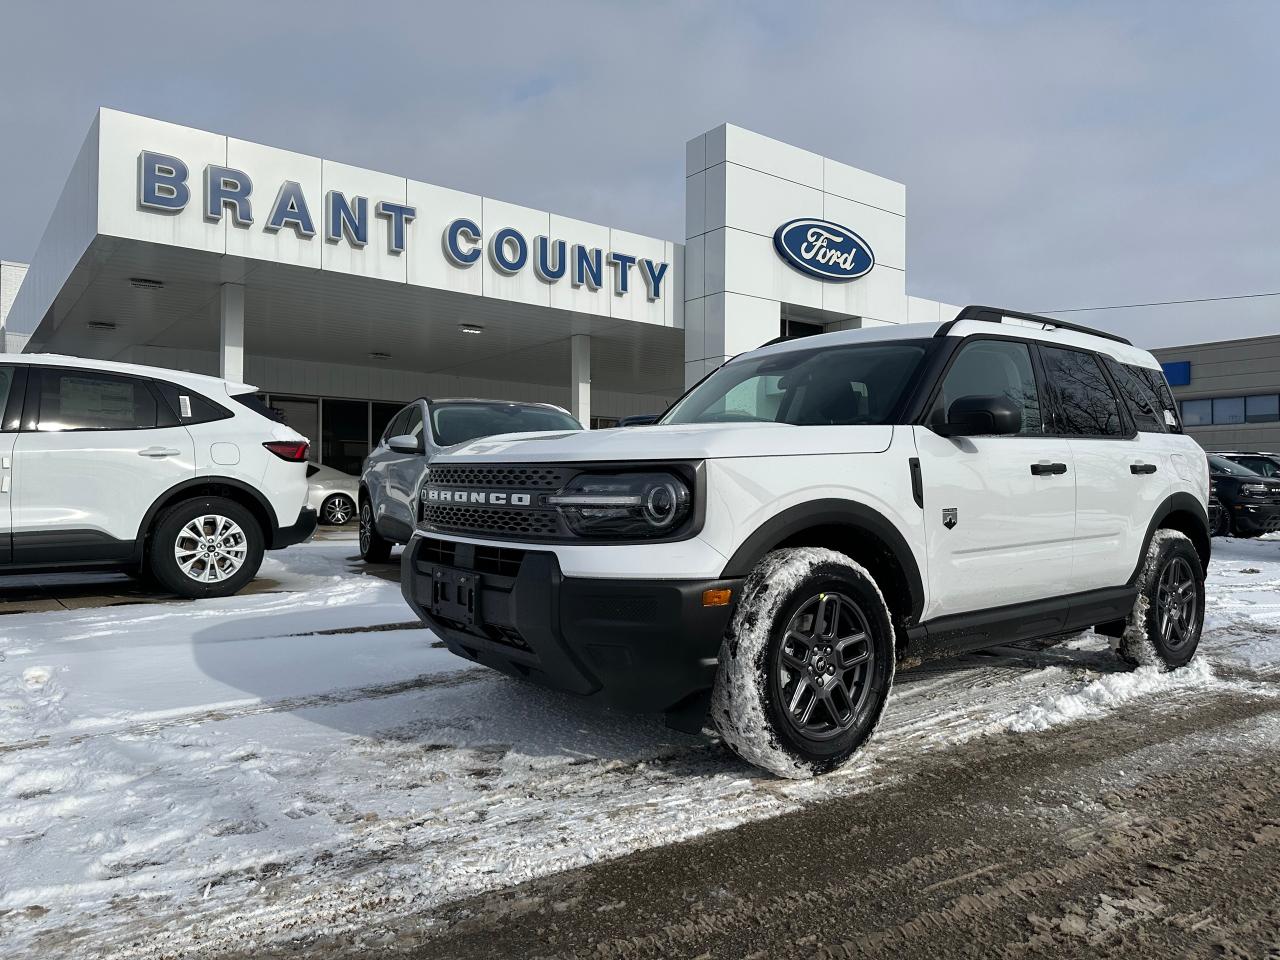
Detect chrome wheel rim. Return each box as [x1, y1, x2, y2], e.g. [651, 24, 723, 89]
[775, 591, 875, 741]
[324, 496, 353, 525]
[1156, 556, 1198, 651]
[174, 515, 248, 583]
[359, 502, 373, 553]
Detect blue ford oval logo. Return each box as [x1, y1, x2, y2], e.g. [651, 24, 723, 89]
[773, 218, 874, 282]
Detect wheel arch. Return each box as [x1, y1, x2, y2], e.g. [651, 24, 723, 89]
[135, 477, 279, 563]
[721, 499, 925, 641]
[1131, 492, 1211, 583]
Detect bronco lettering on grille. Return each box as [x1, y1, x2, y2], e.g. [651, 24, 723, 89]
[426, 488, 533, 506]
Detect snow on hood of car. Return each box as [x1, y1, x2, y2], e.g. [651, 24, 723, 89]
[433, 421, 895, 463]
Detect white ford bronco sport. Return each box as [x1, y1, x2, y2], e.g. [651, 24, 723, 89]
[401, 306, 1210, 778]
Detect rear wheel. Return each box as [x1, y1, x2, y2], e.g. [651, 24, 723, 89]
[358, 497, 393, 563]
[712, 548, 896, 779]
[321, 493, 355, 526]
[1117, 529, 1204, 670]
[149, 496, 264, 599]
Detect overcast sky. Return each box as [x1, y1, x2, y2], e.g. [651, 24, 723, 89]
[2, 0, 1276, 349]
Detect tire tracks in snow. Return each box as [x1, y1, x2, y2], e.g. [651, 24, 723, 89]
[0, 668, 485, 755]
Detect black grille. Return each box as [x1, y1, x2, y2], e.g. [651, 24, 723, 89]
[426, 465, 572, 489]
[474, 546, 527, 578]
[418, 536, 457, 566]
[422, 503, 559, 539]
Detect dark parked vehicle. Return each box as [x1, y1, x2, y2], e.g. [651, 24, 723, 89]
[1218, 451, 1280, 480]
[1207, 454, 1280, 538]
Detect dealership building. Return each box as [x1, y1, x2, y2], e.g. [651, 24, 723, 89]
[5, 109, 960, 473]
[1153, 336, 1280, 452]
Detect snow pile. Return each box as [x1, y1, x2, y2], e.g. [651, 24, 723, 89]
[997, 657, 1221, 734]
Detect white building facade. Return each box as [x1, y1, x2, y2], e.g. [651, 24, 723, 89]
[6, 109, 956, 472]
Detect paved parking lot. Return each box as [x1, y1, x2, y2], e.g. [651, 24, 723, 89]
[1, 534, 1278, 959]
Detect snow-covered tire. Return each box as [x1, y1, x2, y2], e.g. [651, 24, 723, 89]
[711, 548, 896, 779]
[1116, 529, 1204, 670]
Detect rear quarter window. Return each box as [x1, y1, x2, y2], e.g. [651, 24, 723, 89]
[155, 381, 233, 425]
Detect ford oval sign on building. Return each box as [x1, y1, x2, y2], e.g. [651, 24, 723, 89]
[773, 218, 875, 282]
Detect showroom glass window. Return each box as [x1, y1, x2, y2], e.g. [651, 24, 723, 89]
[932, 339, 1043, 435]
[322, 398, 370, 475]
[1212, 397, 1245, 425]
[1039, 346, 1125, 436]
[1245, 394, 1279, 423]
[34, 369, 158, 431]
[1180, 399, 1212, 426]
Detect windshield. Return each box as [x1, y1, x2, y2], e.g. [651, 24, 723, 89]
[663, 340, 931, 426]
[430, 403, 582, 447]
[1209, 454, 1262, 477]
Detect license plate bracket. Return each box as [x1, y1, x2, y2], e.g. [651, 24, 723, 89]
[429, 565, 482, 627]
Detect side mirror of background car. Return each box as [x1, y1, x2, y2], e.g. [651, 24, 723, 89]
[387, 434, 423, 454]
[934, 395, 1022, 438]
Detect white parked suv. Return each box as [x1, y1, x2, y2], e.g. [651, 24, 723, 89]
[0, 355, 315, 599]
[401, 307, 1210, 778]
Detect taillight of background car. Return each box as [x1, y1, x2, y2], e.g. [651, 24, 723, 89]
[263, 440, 309, 462]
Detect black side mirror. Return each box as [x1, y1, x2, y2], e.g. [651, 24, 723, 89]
[935, 395, 1022, 437]
[387, 433, 423, 455]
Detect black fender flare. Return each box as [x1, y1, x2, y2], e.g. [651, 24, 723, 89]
[1128, 491, 1211, 585]
[720, 498, 926, 625]
[133, 476, 282, 560]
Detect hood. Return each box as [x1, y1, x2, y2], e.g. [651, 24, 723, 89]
[434, 421, 895, 463]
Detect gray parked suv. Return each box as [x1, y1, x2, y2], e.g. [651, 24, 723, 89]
[359, 397, 582, 562]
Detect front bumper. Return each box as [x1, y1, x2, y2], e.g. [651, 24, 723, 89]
[401, 533, 742, 714]
[1230, 502, 1280, 535]
[271, 506, 318, 549]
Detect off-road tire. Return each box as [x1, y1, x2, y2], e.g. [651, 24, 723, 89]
[358, 496, 393, 563]
[711, 548, 896, 779]
[1117, 529, 1205, 670]
[148, 496, 265, 599]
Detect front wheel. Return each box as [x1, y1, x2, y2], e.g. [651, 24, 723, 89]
[1117, 529, 1205, 670]
[321, 493, 355, 526]
[711, 548, 896, 779]
[358, 498, 393, 563]
[149, 496, 265, 599]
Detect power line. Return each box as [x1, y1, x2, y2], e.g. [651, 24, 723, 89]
[1039, 291, 1280, 314]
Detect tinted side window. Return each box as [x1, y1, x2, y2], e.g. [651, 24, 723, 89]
[932, 339, 1043, 435]
[385, 406, 412, 441]
[154, 381, 233, 425]
[403, 404, 425, 442]
[1040, 347, 1124, 437]
[1104, 359, 1164, 433]
[0, 366, 18, 431]
[34, 369, 158, 431]
[1135, 367, 1182, 433]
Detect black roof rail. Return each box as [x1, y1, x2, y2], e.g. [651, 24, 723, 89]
[939, 305, 1133, 346]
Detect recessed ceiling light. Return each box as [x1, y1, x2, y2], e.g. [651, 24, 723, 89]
[368, 351, 392, 361]
[87, 320, 117, 331]
[129, 277, 164, 291]
[458, 324, 484, 335]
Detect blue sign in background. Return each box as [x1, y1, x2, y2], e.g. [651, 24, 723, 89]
[1161, 361, 1191, 386]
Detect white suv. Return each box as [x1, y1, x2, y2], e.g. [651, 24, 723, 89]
[400, 307, 1210, 778]
[0, 355, 315, 598]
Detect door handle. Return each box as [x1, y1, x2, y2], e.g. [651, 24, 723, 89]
[1030, 462, 1068, 476]
[1130, 463, 1158, 475]
[138, 447, 182, 458]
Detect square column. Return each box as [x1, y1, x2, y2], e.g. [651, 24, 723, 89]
[219, 283, 245, 383]
[570, 333, 591, 426]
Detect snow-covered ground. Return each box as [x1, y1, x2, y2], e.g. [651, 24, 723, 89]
[1, 534, 1277, 958]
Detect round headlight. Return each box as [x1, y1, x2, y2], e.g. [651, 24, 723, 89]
[643, 481, 680, 528]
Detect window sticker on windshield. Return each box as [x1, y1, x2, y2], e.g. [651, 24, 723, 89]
[1164, 409, 1177, 427]
[179, 394, 192, 418]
